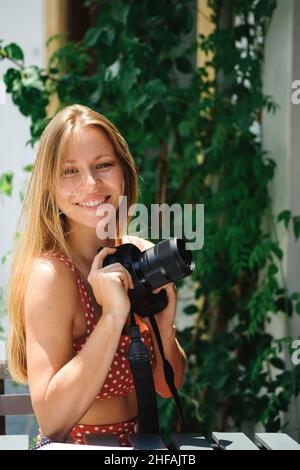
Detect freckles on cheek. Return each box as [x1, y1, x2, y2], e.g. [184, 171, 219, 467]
[55, 187, 71, 210]
[55, 185, 63, 202]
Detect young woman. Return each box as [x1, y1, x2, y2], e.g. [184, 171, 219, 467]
[7, 104, 187, 446]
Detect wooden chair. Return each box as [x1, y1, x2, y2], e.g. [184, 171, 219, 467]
[0, 361, 34, 435]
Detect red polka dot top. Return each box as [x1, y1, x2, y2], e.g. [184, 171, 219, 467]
[45, 251, 156, 400]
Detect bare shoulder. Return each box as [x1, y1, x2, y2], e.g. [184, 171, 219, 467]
[24, 255, 78, 329]
[29, 254, 76, 280]
[124, 235, 155, 251]
[26, 255, 78, 300]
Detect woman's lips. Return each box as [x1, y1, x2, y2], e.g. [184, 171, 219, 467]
[75, 196, 111, 211]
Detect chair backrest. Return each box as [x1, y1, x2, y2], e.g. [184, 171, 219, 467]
[0, 361, 34, 435]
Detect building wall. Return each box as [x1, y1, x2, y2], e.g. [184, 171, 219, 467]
[263, 0, 300, 438]
[262, 0, 293, 342]
[0, 0, 45, 358]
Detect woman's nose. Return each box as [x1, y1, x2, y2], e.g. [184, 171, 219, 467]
[80, 169, 100, 186]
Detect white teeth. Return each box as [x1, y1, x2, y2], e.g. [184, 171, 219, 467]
[80, 197, 108, 207]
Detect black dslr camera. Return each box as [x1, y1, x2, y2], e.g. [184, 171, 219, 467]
[98, 237, 195, 317]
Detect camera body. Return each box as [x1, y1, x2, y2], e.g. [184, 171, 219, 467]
[99, 237, 195, 317]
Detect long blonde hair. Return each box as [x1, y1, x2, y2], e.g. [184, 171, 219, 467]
[7, 104, 139, 383]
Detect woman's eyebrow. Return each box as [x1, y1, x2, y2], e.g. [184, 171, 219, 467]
[64, 154, 114, 164]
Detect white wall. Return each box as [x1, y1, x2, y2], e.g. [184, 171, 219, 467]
[263, 0, 300, 333]
[289, 0, 300, 336]
[0, 0, 45, 356]
[263, 0, 300, 438]
[262, 0, 293, 341]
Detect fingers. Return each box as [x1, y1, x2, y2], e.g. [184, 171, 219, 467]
[104, 263, 134, 289]
[90, 249, 134, 289]
[118, 271, 130, 292]
[152, 287, 161, 294]
[152, 282, 176, 295]
[90, 247, 117, 272]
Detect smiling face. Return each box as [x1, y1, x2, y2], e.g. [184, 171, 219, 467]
[56, 126, 125, 232]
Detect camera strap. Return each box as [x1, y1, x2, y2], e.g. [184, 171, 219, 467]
[127, 306, 160, 433]
[127, 306, 185, 434]
[148, 315, 185, 433]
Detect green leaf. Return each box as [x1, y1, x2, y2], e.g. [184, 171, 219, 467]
[270, 243, 283, 261]
[293, 216, 300, 240]
[270, 357, 285, 370]
[1, 250, 10, 265]
[275, 296, 293, 316]
[145, 79, 167, 101]
[268, 263, 278, 277]
[83, 27, 101, 47]
[179, 120, 191, 137]
[0, 171, 14, 196]
[118, 65, 141, 94]
[195, 287, 203, 298]
[3, 68, 21, 92]
[175, 56, 193, 74]
[112, 3, 130, 24]
[4, 42, 24, 61]
[100, 25, 116, 46]
[184, 305, 198, 315]
[23, 164, 33, 173]
[213, 373, 229, 390]
[277, 210, 291, 229]
[277, 336, 293, 345]
[84, 24, 115, 48]
[295, 302, 300, 315]
[0, 47, 8, 59]
[290, 292, 300, 302]
[46, 32, 68, 47]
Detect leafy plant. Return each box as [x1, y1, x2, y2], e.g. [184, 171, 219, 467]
[1, 0, 300, 440]
[0, 171, 13, 196]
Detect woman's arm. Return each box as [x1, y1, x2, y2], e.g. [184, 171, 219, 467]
[25, 259, 126, 442]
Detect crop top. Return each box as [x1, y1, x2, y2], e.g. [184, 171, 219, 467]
[45, 251, 156, 400]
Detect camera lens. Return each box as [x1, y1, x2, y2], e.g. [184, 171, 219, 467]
[134, 237, 195, 289]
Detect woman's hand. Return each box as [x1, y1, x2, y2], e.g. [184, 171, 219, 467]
[87, 247, 134, 324]
[149, 282, 177, 334]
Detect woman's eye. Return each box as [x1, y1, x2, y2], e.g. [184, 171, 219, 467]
[61, 162, 112, 177]
[95, 163, 112, 169]
[63, 168, 78, 175]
